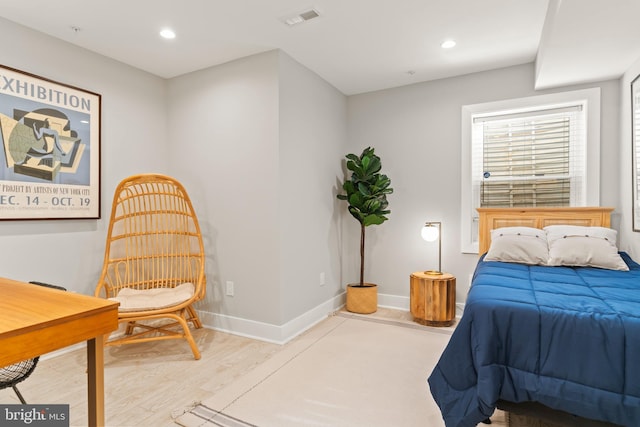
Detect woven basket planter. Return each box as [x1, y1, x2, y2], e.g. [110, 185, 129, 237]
[346, 283, 378, 314]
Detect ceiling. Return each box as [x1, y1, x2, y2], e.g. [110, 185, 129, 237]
[1, 0, 639, 95]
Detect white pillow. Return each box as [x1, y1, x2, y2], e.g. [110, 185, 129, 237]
[544, 225, 628, 271]
[484, 227, 549, 265]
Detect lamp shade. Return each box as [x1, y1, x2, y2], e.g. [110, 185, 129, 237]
[421, 221, 442, 275]
[421, 223, 440, 242]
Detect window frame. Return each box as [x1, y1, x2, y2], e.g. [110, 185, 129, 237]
[460, 88, 601, 254]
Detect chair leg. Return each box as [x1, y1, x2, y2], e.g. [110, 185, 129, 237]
[125, 321, 136, 335]
[176, 314, 201, 360]
[186, 305, 203, 329]
[12, 385, 27, 404]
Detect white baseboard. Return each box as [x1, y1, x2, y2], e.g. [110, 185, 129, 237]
[197, 292, 346, 345]
[379, 293, 464, 318]
[198, 292, 465, 344]
[40, 343, 85, 361]
[198, 292, 411, 344]
[456, 302, 466, 317]
[377, 293, 410, 310]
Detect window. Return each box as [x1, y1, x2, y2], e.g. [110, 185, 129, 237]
[473, 105, 585, 208]
[461, 89, 601, 253]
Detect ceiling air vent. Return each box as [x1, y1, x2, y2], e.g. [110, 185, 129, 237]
[283, 8, 321, 27]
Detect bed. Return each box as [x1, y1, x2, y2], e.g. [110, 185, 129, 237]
[428, 207, 640, 427]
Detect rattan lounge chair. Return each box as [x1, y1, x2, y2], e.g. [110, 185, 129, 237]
[95, 174, 206, 360]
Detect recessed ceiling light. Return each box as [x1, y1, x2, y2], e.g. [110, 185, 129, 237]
[441, 40, 456, 49]
[160, 28, 176, 39]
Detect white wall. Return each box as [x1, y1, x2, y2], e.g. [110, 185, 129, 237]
[166, 51, 348, 339]
[278, 52, 347, 324]
[0, 18, 167, 295]
[346, 63, 621, 308]
[617, 56, 640, 258]
[166, 52, 282, 326]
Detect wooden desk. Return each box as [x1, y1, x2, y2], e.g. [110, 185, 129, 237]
[0, 278, 119, 427]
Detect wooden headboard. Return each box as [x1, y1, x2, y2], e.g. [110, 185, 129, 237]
[477, 207, 614, 255]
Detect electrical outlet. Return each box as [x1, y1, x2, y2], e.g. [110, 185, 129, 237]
[225, 281, 234, 296]
[319, 272, 326, 286]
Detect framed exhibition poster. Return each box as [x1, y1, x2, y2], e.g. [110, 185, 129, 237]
[0, 65, 100, 219]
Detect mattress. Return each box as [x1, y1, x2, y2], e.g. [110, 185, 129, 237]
[428, 253, 640, 427]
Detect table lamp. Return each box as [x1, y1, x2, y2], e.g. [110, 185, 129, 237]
[421, 221, 442, 275]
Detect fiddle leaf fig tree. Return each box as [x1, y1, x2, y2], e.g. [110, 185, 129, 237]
[337, 147, 393, 287]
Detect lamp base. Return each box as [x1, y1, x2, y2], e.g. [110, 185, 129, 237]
[423, 270, 443, 275]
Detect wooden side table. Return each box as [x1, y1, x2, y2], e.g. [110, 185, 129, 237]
[410, 271, 456, 326]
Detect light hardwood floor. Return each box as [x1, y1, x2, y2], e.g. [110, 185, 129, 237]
[0, 308, 506, 427]
[0, 325, 281, 426]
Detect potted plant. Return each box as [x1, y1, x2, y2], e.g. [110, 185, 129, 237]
[337, 146, 393, 313]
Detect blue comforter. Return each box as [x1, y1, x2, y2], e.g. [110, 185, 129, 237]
[428, 253, 640, 427]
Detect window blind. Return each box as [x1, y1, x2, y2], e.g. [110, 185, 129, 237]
[471, 105, 585, 208]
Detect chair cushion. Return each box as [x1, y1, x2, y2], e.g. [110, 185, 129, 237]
[110, 282, 195, 312]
